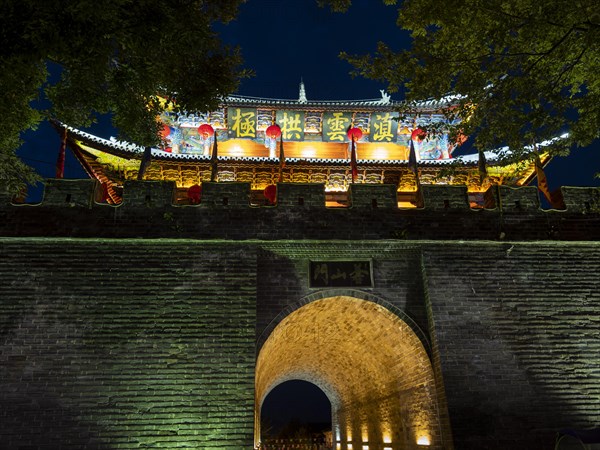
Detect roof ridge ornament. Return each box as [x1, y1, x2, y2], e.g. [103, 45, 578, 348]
[298, 78, 307, 104]
[378, 90, 391, 105]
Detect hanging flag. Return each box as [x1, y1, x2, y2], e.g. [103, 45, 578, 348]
[56, 128, 67, 178]
[478, 149, 488, 184]
[278, 132, 285, 182]
[137, 146, 152, 180]
[350, 136, 358, 182]
[408, 138, 423, 206]
[210, 131, 219, 182]
[534, 151, 554, 205]
[409, 126, 425, 183]
[408, 139, 419, 178]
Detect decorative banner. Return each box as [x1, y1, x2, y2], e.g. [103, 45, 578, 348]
[276, 110, 305, 141]
[309, 260, 373, 288]
[370, 112, 398, 142]
[227, 107, 257, 138]
[158, 108, 453, 160]
[323, 112, 352, 142]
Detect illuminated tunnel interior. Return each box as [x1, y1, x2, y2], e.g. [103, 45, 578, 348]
[256, 296, 446, 450]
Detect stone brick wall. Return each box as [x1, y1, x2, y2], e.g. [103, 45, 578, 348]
[422, 242, 600, 450]
[1, 179, 600, 450]
[0, 239, 256, 450]
[421, 185, 469, 210]
[201, 182, 251, 208]
[2, 180, 600, 241]
[561, 186, 600, 212]
[123, 180, 176, 207]
[349, 184, 398, 209]
[43, 178, 97, 208]
[277, 183, 325, 208]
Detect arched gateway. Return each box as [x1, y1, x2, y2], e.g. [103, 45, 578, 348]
[256, 295, 447, 450]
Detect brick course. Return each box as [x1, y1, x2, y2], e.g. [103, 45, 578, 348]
[1, 179, 599, 450]
[1, 181, 600, 241]
[0, 239, 256, 449]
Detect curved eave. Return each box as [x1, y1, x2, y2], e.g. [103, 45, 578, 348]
[56, 122, 548, 190]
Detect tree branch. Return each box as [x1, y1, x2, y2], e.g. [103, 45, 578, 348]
[523, 25, 577, 75]
[550, 46, 588, 92]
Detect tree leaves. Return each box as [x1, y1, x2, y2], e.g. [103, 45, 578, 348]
[0, 0, 249, 195]
[321, 0, 600, 162]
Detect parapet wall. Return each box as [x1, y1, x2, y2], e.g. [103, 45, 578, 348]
[11, 179, 600, 211]
[1, 179, 600, 241]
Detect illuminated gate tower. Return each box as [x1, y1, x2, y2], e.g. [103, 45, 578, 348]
[54, 83, 548, 207]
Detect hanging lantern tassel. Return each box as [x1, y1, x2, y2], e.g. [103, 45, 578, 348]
[197, 124, 215, 157]
[56, 128, 67, 179]
[347, 127, 362, 182]
[350, 137, 358, 183]
[210, 132, 219, 182]
[137, 146, 153, 180]
[265, 124, 282, 158]
[278, 133, 286, 182]
[347, 127, 363, 159]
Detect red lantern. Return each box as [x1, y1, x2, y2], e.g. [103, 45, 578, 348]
[197, 124, 215, 139]
[265, 124, 282, 140]
[159, 124, 171, 139]
[264, 184, 277, 204]
[347, 127, 363, 141]
[411, 128, 427, 141]
[187, 184, 202, 204]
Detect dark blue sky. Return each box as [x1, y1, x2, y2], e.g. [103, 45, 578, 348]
[17, 0, 600, 190]
[261, 380, 331, 436]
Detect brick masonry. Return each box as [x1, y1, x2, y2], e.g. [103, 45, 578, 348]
[0, 180, 599, 449]
[421, 242, 600, 450]
[0, 240, 257, 449]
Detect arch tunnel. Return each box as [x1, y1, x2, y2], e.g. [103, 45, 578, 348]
[255, 295, 449, 450]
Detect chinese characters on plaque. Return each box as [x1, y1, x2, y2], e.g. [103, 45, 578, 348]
[276, 110, 305, 140]
[162, 108, 449, 158]
[310, 260, 373, 288]
[224, 108, 399, 142]
[322, 112, 352, 142]
[228, 107, 257, 138]
[370, 112, 399, 142]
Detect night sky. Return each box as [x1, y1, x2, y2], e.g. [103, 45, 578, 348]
[13, 0, 600, 427]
